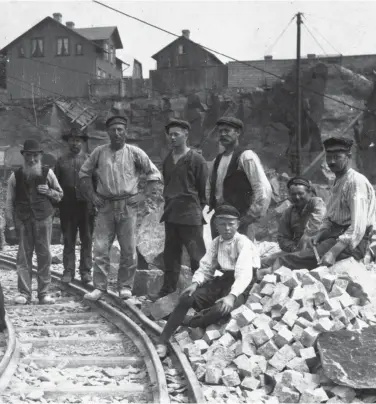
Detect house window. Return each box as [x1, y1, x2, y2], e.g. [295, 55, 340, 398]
[31, 38, 44, 57]
[110, 45, 115, 64]
[18, 45, 25, 58]
[104, 43, 109, 61]
[57, 38, 69, 56]
[102, 71, 107, 79]
[97, 67, 102, 78]
[75, 43, 83, 55]
[178, 44, 185, 55]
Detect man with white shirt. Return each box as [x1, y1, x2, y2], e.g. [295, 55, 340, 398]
[155, 204, 260, 358]
[79, 115, 162, 301]
[207, 116, 272, 239]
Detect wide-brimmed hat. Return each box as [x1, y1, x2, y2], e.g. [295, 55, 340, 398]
[62, 127, 89, 142]
[20, 139, 43, 155]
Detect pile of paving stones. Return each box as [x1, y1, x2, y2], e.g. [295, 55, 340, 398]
[167, 261, 376, 403]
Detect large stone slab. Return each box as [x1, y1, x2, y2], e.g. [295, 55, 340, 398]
[317, 325, 376, 388]
[132, 269, 164, 296]
[328, 258, 376, 309]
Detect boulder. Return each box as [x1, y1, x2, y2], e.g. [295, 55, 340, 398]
[137, 206, 165, 267]
[132, 269, 164, 296]
[317, 325, 376, 388]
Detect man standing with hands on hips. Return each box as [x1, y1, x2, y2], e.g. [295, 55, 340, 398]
[5, 139, 63, 305]
[80, 115, 162, 301]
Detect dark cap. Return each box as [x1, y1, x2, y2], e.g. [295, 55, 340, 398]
[105, 115, 128, 128]
[214, 204, 240, 219]
[165, 118, 191, 132]
[216, 116, 244, 131]
[287, 176, 311, 189]
[323, 137, 354, 152]
[20, 139, 43, 155]
[62, 127, 89, 142]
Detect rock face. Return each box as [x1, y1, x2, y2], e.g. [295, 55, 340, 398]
[317, 326, 376, 388]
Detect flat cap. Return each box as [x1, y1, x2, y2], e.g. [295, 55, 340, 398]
[214, 204, 240, 219]
[216, 116, 244, 130]
[165, 118, 191, 132]
[287, 176, 311, 189]
[323, 137, 354, 152]
[105, 115, 128, 128]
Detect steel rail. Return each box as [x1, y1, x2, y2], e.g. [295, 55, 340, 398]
[0, 255, 170, 403]
[0, 253, 204, 403]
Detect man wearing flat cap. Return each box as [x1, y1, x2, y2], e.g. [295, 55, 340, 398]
[207, 116, 272, 239]
[261, 176, 326, 268]
[79, 115, 162, 301]
[5, 139, 63, 305]
[155, 118, 208, 299]
[273, 136, 376, 270]
[55, 127, 94, 284]
[155, 204, 260, 358]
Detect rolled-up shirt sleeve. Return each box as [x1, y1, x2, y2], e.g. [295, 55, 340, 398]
[5, 173, 16, 228]
[338, 181, 369, 249]
[79, 147, 99, 179]
[239, 151, 272, 220]
[230, 238, 260, 297]
[46, 170, 63, 203]
[192, 239, 218, 286]
[134, 148, 162, 182]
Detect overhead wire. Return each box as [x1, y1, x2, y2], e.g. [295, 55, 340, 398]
[265, 16, 295, 56]
[92, 0, 376, 116]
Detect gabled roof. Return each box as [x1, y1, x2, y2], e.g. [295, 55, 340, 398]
[74, 27, 123, 49]
[0, 16, 123, 54]
[152, 35, 223, 65]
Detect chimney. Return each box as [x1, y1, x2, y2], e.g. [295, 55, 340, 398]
[264, 55, 273, 61]
[182, 30, 190, 39]
[66, 21, 75, 29]
[307, 53, 316, 59]
[53, 13, 62, 23]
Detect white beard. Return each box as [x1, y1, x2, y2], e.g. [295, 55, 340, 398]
[23, 161, 42, 180]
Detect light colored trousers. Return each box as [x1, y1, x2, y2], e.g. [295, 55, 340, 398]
[92, 199, 138, 292]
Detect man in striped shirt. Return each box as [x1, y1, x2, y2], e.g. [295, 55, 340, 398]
[273, 137, 375, 270]
[155, 204, 260, 358]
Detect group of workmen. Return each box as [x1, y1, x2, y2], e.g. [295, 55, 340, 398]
[2, 112, 375, 359]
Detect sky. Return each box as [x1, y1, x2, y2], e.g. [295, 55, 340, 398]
[0, 0, 374, 77]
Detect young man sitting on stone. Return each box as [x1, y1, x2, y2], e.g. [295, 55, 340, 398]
[260, 176, 326, 268]
[156, 204, 260, 358]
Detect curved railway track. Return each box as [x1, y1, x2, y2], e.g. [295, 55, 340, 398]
[0, 252, 204, 404]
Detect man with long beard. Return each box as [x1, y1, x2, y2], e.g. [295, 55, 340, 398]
[5, 139, 63, 304]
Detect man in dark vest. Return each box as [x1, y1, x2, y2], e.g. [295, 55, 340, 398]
[207, 116, 272, 239]
[55, 127, 95, 284]
[5, 139, 63, 305]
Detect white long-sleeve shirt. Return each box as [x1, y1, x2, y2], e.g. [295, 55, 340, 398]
[192, 232, 260, 297]
[206, 150, 272, 220]
[320, 168, 376, 249]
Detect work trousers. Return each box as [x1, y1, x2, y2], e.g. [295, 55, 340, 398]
[93, 199, 138, 292]
[161, 222, 206, 294]
[17, 215, 53, 300]
[160, 272, 253, 343]
[0, 282, 5, 332]
[275, 224, 372, 270]
[60, 201, 94, 277]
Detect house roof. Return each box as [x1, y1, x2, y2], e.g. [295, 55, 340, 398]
[0, 16, 123, 54]
[74, 27, 123, 49]
[152, 36, 223, 65]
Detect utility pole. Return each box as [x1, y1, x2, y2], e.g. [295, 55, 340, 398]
[296, 12, 302, 175]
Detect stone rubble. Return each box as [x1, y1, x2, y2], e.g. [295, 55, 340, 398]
[147, 258, 376, 403]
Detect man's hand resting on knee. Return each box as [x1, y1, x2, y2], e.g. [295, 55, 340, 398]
[216, 294, 236, 315]
[180, 283, 198, 297]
